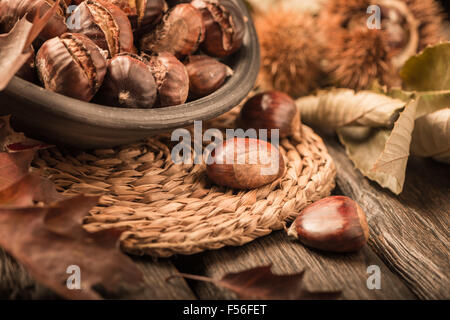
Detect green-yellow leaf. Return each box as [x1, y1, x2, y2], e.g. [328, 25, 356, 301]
[400, 42, 450, 91]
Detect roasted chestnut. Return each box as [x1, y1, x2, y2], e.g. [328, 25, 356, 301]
[69, 0, 134, 57]
[238, 91, 301, 139]
[143, 52, 189, 107]
[92, 0, 167, 32]
[95, 53, 157, 109]
[206, 137, 286, 189]
[36, 33, 107, 102]
[185, 55, 233, 98]
[140, 3, 204, 58]
[0, 0, 67, 41]
[191, 0, 245, 57]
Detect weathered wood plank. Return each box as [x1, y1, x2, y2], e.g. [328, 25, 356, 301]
[0, 249, 196, 299]
[325, 137, 450, 300]
[174, 230, 416, 300]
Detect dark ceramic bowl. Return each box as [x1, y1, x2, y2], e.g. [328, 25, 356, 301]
[0, 0, 259, 149]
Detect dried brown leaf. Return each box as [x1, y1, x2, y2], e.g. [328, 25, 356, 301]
[168, 265, 341, 300]
[296, 89, 406, 129]
[0, 116, 50, 152]
[0, 173, 62, 207]
[338, 100, 418, 194]
[0, 151, 34, 189]
[411, 108, 450, 163]
[0, 195, 143, 300]
[0, 1, 60, 91]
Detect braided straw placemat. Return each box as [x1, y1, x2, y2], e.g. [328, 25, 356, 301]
[33, 107, 336, 257]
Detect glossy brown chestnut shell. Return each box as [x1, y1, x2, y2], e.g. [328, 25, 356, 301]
[36, 33, 107, 102]
[140, 3, 204, 58]
[185, 55, 233, 98]
[288, 196, 370, 253]
[0, 0, 68, 41]
[95, 53, 157, 109]
[238, 91, 301, 139]
[70, 0, 134, 57]
[144, 52, 189, 107]
[206, 137, 286, 189]
[191, 0, 245, 57]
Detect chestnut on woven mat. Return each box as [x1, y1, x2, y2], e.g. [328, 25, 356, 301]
[34, 108, 336, 257]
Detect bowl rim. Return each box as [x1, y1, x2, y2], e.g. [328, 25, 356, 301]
[4, 0, 260, 131]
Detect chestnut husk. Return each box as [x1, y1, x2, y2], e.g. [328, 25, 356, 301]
[238, 91, 301, 139]
[191, 0, 245, 57]
[36, 33, 107, 102]
[185, 55, 233, 98]
[143, 52, 189, 107]
[95, 53, 157, 109]
[140, 3, 204, 58]
[70, 0, 134, 57]
[0, 0, 68, 41]
[206, 138, 286, 189]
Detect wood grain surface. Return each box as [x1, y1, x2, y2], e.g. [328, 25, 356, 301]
[0, 136, 448, 299]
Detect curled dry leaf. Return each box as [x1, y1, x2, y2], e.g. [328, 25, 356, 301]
[411, 109, 450, 163]
[168, 265, 341, 300]
[338, 99, 418, 195]
[0, 1, 61, 91]
[296, 89, 406, 129]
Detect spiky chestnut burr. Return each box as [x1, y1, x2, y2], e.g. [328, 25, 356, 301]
[320, 0, 444, 90]
[254, 8, 324, 98]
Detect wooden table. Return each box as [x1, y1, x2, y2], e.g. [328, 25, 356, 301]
[0, 135, 448, 300]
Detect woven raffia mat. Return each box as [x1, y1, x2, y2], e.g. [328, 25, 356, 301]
[33, 107, 336, 257]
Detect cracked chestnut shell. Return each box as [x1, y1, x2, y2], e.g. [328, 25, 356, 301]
[191, 0, 245, 57]
[185, 55, 233, 98]
[70, 0, 134, 57]
[96, 53, 157, 109]
[144, 52, 189, 107]
[206, 137, 286, 189]
[36, 33, 107, 102]
[0, 0, 67, 41]
[238, 91, 301, 139]
[288, 196, 370, 253]
[96, 0, 167, 32]
[140, 3, 204, 58]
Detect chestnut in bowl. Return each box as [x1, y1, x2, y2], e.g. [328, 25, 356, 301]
[0, 0, 259, 149]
